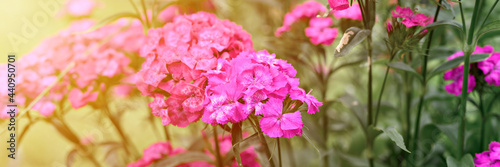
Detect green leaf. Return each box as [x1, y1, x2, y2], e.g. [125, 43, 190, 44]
[386, 62, 422, 80]
[476, 20, 500, 40]
[153, 152, 213, 167]
[85, 12, 141, 33]
[382, 127, 410, 153]
[424, 20, 464, 36]
[419, 124, 441, 153]
[446, 156, 459, 167]
[334, 27, 371, 57]
[429, 53, 491, 78]
[231, 122, 243, 167]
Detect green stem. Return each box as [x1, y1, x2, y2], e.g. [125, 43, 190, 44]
[140, 0, 150, 28]
[164, 125, 171, 141]
[459, 0, 482, 157]
[479, 91, 485, 151]
[56, 116, 101, 167]
[374, 50, 397, 126]
[250, 116, 276, 167]
[103, 104, 140, 159]
[458, 1, 467, 33]
[409, 1, 442, 165]
[213, 127, 223, 167]
[277, 138, 282, 167]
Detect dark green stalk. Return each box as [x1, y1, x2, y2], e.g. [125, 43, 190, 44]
[277, 138, 282, 167]
[213, 127, 223, 167]
[409, 1, 443, 165]
[479, 91, 485, 151]
[374, 50, 397, 126]
[459, 0, 482, 157]
[458, 1, 467, 33]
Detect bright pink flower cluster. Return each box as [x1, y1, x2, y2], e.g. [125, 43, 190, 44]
[0, 19, 145, 118]
[392, 6, 433, 27]
[275, 1, 338, 45]
[475, 141, 500, 167]
[127, 142, 186, 167]
[333, 3, 363, 21]
[443, 45, 500, 95]
[136, 12, 253, 127]
[203, 51, 322, 138]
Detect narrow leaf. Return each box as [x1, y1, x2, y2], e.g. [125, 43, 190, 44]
[382, 127, 410, 153]
[477, 20, 500, 40]
[339, 94, 367, 129]
[429, 53, 491, 78]
[424, 20, 464, 35]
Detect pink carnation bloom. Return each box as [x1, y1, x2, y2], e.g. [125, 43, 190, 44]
[305, 17, 339, 45]
[137, 12, 253, 127]
[260, 98, 303, 138]
[478, 53, 500, 86]
[328, 0, 350, 11]
[443, 45, 494, 95]
[203, 50, 322, 138]
[333, 3, 363, 21]
[392, 6, 433, 27]
[474, 141, 500, 167]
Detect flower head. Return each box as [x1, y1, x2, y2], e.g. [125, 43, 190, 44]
[333, 3, 363, 21]
[137, 12, 253, 127]
[392, 6, 432, 27]
[475, 141, 500, 167]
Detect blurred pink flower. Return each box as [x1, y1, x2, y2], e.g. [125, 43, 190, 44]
[62, 0, 98, 17]
[276, 1, 338, 45]
[333, 3, 363, 21]
[479, 53, 500, 86]
[128, 142, 186, 167]
[137, 12, 253, 127]
[443, 66, 476, 96]
[475, 141, 500, 167]
[392, 6, 432, 27]
[68, 88, 99, 109]
[443, 45, 494, 95]
[328, 0, 350, 11]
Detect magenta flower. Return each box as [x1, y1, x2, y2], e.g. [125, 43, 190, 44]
[137, 12, 253, 127]
[260, 98, 304, 138]
[392, 6, 432, 27]
[474, 141, 500, 167]
[443, 45, 495, 95]
[305, 18, 339, 45]
[478, 52, 500, 86]
[333, 3, 363, 21]
[443, 66, 476, 96]
[328, 0, 350, 11]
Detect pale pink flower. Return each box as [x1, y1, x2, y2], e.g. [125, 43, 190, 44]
[63, 0, 98, 17]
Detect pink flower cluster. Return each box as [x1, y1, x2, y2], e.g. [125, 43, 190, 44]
[0, 19, 145, 118]
[475, 141, 500, 167]
[328, 0, 350, 11]
[392, 6, 433, 28]
[275, 1, 339, 45]
[136, 12, 253, 127]
[60, 0, 98, 17]
[444, 45, 500, 95]
[203, 51, 322, 138]
[128, 134, 260, 167]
